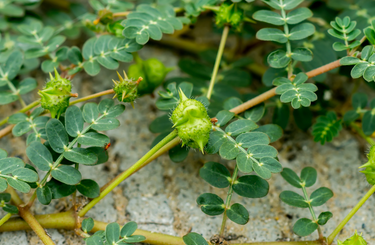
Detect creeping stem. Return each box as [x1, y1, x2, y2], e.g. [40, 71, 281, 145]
[0, 213, 12, 226]
[327, 184, 375, 244]
[78, 130, 178, 217]
[206, 25, 230, 100]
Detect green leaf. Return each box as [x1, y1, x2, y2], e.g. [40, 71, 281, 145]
[310, 187, 333, 206]
[253, 157, 282, 179]
[87, 147, 109, 165]
[183, 233, 208, 245]
[0, 178, 7, 192]
[7, 178, 30, 193]
[3, 204, 18, 214]
[289, 23, 315, 40]
[77, 132, 110, 147]
[68, 46, 83, 65]
[365, 27, 375, 45]
[12, 121, 31, 136]
[98, 99, 114, 114]
[247, 145, 278, 159]
[18, 78, 37, 95]
[46, 179, 76, 199]
[256, 28, 288, 43]
[0, 193, 11, 202]
[121, 221, 138, 237]
[77, 179, 100, 198]
[12, 168, 38, 182]
[0, 50, 23, 81]
[82, 218, 95, 233]
[362, 110, 375, 135]
[244, 104, 265, 123]
[106, 222, 120, 244]
[225, 119, 258, 136]
[8, 113, 28, 124]
[0, 92, 18, 105]
[26, 142, 53, 171]
[340, 56, 361, 66]
[0, 157, 24, 174]
[253, 124, 283, 143]
[46, 119, 69, 153]
[317, 211, 333, 225]
[169, 145, 189, 163]
[199, 162, 231, 188]
[300, 167, 317, 187]
[63, 148, 98, 165]
[83, 103, 99, 123]
[279, 191, 309, 208]
[219, 141, 239, 160]
[236, 132, 270, 148]
[280, 168, 302, 188]
[215, 110, 235, 127]
[293, 218, 318, 236]
[227, 203, 249, 225]
[0, 149, 7, 159]
[236, 153, 254, 173]
[123, 235, 146, 243]
[51, 165, 82, 185]
[291, 48, 313, 62]
[312, 111, 342, 144]
[284, 0, 303, 10]
[65, 106, 84, 137]
[268, 49, 291, 68]
[196, 193, 225, 216]
[232, 175, 269, 198]
[253, 10, 284, 26]
[84, 60, 101, 76]
[91, 118, 120, 131]
[85, 235, 104, 245]
[36, 186, 52, 205]
[286, 8, 312, 24]
[206, 131, 226, 154]
[106, 104, 125, 118]
[351, 63, 369, 79]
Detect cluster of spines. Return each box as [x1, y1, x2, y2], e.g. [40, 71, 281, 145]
[112, 71, 142, 107]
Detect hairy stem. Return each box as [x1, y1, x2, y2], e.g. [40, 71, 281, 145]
[207, 25, 230, 100]
[327, 184, 375, 244]
[100, 137, 181, 192]
[0, 210, 324, 245]
[230, 59, 341, 115]
[0, 213, 12, 226]
[78, 130, 178, 217]
[219, 165, 239, 236]
[70, 89, 114, 105]
[6, 187, 55, 245]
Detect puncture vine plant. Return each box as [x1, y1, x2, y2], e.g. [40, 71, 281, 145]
[0, 0, 375, 245]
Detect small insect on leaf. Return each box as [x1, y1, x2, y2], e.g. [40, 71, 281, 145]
[104, 142, 111, 151]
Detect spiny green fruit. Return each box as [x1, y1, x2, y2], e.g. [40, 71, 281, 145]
[359, 145, 375, 185]
[170, 89, 212, 153]
[127, 55, 173, 95]
[338, 230, 367, 245]
[215, 2, 243, 31]
[112, 71, 142, 107]
[38, 69, 73, 119]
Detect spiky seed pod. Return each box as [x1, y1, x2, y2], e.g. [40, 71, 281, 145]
[338, 230, 367, 245]
[127, 56, 173, 95]
[170, 89, 212, 153]
[359, 145, 375, 185]
[38, 69, 72, 119]
[112, 71, 142, 107]
[215, 2, 243, 31]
